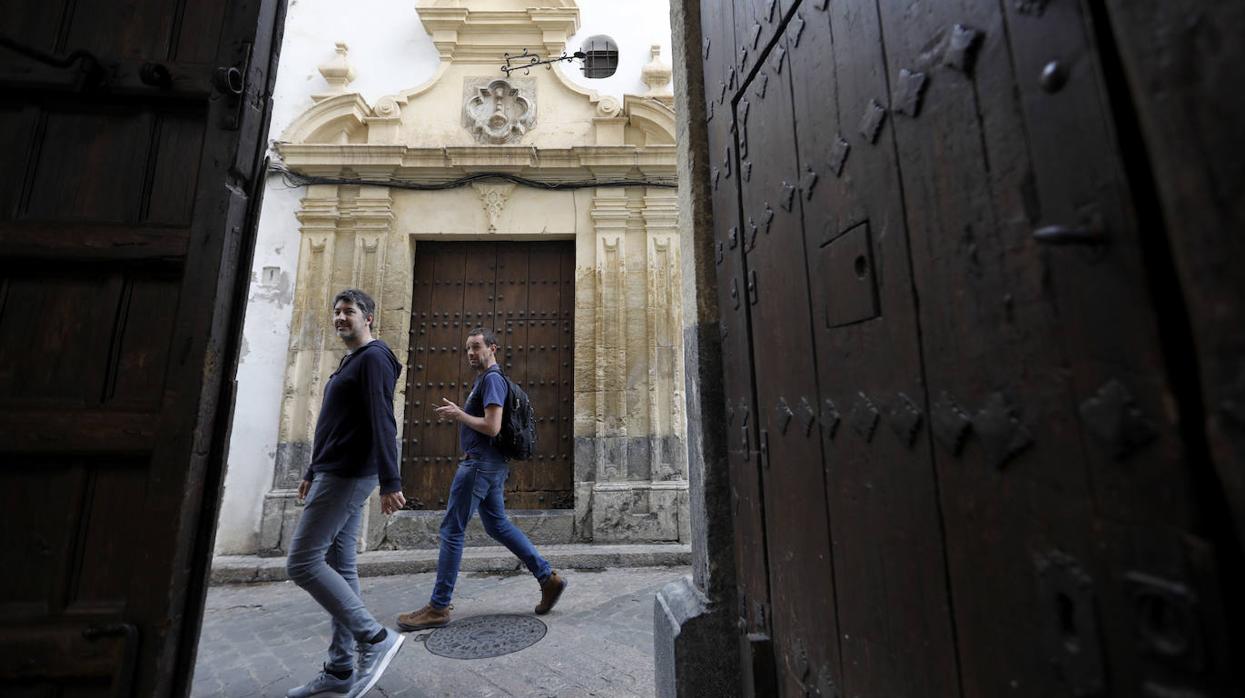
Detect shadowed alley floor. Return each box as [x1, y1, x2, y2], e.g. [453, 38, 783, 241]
[192, 566, 689, 697]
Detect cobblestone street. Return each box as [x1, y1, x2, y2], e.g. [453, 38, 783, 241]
[191, 566, 689, 697]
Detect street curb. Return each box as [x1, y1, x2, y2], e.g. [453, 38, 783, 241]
[210, 543, 692, 585]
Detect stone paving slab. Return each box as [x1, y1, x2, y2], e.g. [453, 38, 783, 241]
[191, 566, 691, 697]
[211, 544, 691, 585]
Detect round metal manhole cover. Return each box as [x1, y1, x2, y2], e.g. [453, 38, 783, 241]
[424, 614, 547, 659]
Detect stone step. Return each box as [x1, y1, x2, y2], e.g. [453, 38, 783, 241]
[378, 508, 577, 549]
[210, 543, 691, 585]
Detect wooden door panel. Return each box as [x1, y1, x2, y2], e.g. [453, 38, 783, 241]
[735, 25, 843, 697]
[62, 0, 179, 59]
[0, 462, 86, 620]
[496, 244, 530, 489]
[870, 0, 1112, 694]
[402, 241, 574, 510]
[994, 0, 1189, 527]
[0, 106, 38, 217]
[27, 111, 154, 222]
[495, 245, 531, 502]
[702, 2, 777, 690]
[0, 271, 118, 403]
[145, 115, 208, 226]
[403, 252, 437, 504]
[706, 0, 1240, 695]
[0, 2, 70, 52]
[792, 3, 961, 695]
[737, 0, 794, 66]
[109, 277, 180, 407]
[522, 243, 566, 502]
[175, 1, 231, 64]
[551, 250, 574, 504]
[1102, 0, 1245, 554]
[0, 0, 283, 694]
[68, 464, 149, 610]
[993, 3, 1231, 694]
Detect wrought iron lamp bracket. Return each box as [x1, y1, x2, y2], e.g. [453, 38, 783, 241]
[500, 48, 584, 76]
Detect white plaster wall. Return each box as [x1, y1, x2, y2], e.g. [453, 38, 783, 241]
[215, 0, 672, 554]
[213, 178, 303, 554]
[561, 0, 674, 99]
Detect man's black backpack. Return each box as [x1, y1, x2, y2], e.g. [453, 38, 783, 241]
[493, 370, 536, 461]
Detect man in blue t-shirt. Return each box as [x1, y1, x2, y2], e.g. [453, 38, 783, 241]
[396, 327, 567, 630]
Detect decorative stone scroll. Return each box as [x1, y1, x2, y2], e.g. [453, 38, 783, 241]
[463, 77, 536, 144]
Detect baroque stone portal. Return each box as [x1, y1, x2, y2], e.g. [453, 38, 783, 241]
[463, 77, 535, 144]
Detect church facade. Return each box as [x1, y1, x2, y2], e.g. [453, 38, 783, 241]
[215, 0, 687, 555]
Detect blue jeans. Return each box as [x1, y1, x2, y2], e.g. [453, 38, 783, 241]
[431, 459, 552, 608]
[286, 473, 383, 672]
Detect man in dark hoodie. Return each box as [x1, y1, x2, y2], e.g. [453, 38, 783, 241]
[285, 288, 405, 698]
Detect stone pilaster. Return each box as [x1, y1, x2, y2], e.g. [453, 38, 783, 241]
[258, 184, 403, 555]
[343, 185, 403, 549]
[578, 185, 688, 543]
[259, 185, 340, 555]
[645, 187, 691, 542]
[572, 187, 626, 541]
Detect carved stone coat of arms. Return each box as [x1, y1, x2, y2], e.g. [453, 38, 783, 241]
[462, 77, 536, 145]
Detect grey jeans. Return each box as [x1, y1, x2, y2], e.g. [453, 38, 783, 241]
[286, 473, 383, 672]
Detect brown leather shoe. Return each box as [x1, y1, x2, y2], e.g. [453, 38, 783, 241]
[396, 603, 451, 631]
[535, 571, 567, 615]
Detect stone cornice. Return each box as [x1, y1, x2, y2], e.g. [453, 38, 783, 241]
[276, 143, 677, 181]
[416, 2, 579, 63]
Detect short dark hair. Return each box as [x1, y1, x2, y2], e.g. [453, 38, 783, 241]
[466, 326, 498, 347]
[333, 288, 376, 327]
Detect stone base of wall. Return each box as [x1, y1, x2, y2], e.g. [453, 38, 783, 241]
[375, 509, 577, 549]
[589, 482, 689, 543]
[257, 489, 300, 557]
[257, 482, 689, 554]
[654, 575, 740, 697]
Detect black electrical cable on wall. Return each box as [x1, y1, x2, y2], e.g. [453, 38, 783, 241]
[268, 163, 677, 191]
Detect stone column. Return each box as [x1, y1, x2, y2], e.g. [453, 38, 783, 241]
[257, 185, 402, 555]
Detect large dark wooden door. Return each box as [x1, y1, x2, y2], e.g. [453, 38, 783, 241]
[703, 0, 1242, 695]
[402, 241, 574, 510]
[0, 0, 283, 695]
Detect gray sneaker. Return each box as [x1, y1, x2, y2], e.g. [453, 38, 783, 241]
[348, 629, 405, 697]
[286, 665, 353, 697]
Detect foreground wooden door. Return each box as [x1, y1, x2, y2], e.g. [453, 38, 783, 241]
[0, 0, 283, 694]
[703, 0, 1242, 695]
[402, 241, 575, 510]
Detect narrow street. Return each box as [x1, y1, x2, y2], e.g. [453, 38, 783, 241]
[192, 567, 689, 697]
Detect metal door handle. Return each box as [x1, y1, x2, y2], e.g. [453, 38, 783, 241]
[1033, 224, 1107, 245]
[213, 66, 244, 96]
